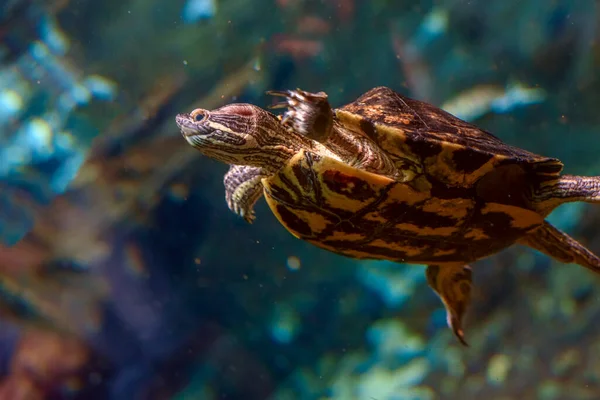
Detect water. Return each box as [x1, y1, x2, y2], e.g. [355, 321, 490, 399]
[0, 0, 599, 398]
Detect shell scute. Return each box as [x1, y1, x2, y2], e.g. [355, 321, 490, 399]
[336, 86, 563, 186]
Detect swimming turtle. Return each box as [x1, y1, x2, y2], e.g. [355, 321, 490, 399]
[175, 86, 600, 344]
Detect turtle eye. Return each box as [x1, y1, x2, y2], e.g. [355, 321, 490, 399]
[191, 109, 207, 122]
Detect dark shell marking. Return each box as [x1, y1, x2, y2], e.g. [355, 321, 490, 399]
[263, 150, 544, 264]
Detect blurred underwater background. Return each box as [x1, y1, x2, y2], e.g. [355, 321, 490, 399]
[0, 0, 600, 398]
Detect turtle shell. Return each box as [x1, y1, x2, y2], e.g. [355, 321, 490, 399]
[262, 149, 545, 264]
[335, 87, 564, 188]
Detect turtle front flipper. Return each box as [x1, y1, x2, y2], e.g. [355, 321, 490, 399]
[267, 89, 333, 143]
[224, 165, 268, 223]
[426, 264, 473, 346]
[519, 220, 600, 274]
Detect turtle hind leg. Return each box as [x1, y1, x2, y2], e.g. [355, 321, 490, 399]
[267, 89, 333, 142]
[519, 220, 600, 274]
[224, 165, 268, 223]
[426, 264, 473, 346]
[533, 175, 600, 216]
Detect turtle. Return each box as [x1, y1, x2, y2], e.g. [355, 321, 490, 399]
[175, 86, 600, 345]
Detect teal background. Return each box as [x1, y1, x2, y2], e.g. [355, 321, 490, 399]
[0, 1, 599, 399]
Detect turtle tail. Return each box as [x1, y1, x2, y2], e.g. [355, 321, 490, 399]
[532, 174, 600, 216]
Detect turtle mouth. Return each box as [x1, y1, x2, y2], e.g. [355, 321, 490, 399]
[175, 113, 213, 137]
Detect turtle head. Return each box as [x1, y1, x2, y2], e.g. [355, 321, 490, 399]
[176, 104, 303, 171]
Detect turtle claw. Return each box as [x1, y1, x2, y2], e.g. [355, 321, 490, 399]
[266, 90, 292, 98]
[227, 197, 256, 224]
[266, 88, 333, 142]
[449, 315, 468, 347]
[268, 101, 291, 110]
[426, 264, 473, 346]
[239, 208, 256, 224]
